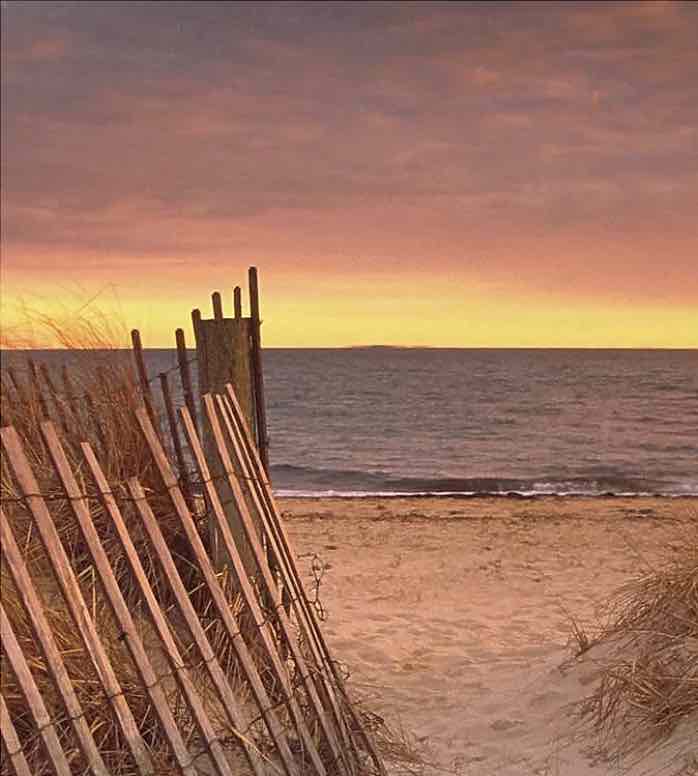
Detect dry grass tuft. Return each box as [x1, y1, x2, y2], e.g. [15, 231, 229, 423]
[579, 524, 698, 770]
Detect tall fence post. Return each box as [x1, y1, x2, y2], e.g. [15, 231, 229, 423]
[193, 274, 264, 577]
[248, 266, 270, 476]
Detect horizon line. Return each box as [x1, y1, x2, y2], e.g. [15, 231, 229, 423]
[3, 345, 696, 352]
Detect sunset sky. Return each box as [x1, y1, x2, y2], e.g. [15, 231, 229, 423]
[1, 0, 697, 347]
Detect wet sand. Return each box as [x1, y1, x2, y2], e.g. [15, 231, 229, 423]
[283, 496, 697, 776]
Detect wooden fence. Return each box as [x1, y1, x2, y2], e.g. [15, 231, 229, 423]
[2, 268, 270, 575]
[0, 384, 384, 775]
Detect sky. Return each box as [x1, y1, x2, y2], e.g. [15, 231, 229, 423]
[1, 0, 697, 347]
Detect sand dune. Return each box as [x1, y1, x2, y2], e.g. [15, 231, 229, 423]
[283, 496, 697, 776]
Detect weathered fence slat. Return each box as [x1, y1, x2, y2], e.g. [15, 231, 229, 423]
[0, 426, 155, 776]
[222, 386, 386, 776]
[175, 328, 199, 437]
[0, 692, 33, 776]
[130, 328, 159, 431]
[212, 291, 224, 321]
[191, 309, 206, 392]
[0, 508, 111, 776]
[233, 286, 243, 319]
[158, 371, 194, 508]
[80, 443, 235, 776]
[40, 421, 198, 776]
[248, 266, 270, 475]
[214, 394, 355, 764]
[122, 475, 269, 776]
[135, 406, 302, 776]
[0, 603, 73, 776]
[202, 394, 343, 772]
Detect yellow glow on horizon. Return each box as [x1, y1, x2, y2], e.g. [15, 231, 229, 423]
[2, 274, 696, 349]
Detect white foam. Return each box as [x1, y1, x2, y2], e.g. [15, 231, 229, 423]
[273, 488, 698, 499]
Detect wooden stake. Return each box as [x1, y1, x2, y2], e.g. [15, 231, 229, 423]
[233, 286, 242, 319]
[191, 310, 207, 394]
[175, 328, 199, 438]
[130, 329, 158, 430]
[248, 267, 270, 475]
[212, 291, 224, 321]
[158, 372, 193, 509]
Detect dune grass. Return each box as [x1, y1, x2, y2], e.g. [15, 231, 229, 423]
[577, 522, 698, 773]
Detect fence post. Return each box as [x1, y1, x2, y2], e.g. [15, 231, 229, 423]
[130, 329, 158, 431]
[248, 266, 270, 476]
[193, 282, 262, 577]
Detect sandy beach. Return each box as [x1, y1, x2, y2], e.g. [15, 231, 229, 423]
[283, 496, 697, 776]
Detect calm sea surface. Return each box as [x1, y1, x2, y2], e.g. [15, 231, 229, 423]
[3, 349, 697, 497]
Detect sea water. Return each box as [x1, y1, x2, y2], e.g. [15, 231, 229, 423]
[3, 348, 697, 497]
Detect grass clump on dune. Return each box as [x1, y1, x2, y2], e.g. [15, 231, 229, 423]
[579, 525, 698, 773]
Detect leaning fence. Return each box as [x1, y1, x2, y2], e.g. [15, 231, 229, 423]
[1, 383, 384, 775]
[1, 269, 385, 774]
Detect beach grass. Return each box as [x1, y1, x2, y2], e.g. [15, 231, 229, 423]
[577, 519, 698, 772]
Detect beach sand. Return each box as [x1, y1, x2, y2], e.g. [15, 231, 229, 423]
[282, 496, 697, 776]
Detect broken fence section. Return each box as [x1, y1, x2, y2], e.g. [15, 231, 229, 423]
[0, 386, 385, 776]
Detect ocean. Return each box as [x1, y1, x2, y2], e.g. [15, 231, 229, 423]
[3, 348, 697, 497]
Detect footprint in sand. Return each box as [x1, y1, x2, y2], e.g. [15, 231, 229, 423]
[490, 718, 525, 732]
